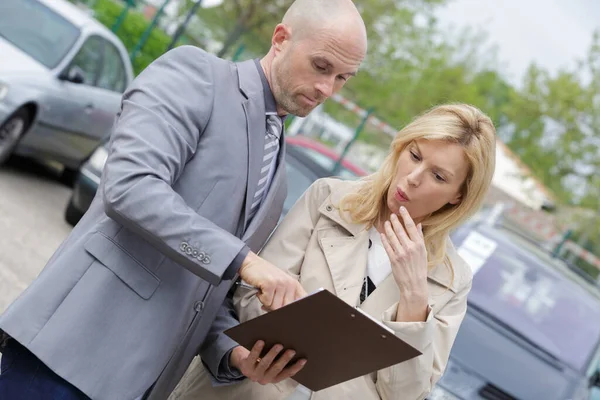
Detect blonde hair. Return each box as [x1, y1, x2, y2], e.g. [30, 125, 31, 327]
[340, 103, 496, 273]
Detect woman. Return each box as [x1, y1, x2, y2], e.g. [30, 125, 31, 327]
[170, 103, 496, 400]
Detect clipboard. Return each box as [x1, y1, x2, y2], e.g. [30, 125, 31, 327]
[224, 288, 422, 391]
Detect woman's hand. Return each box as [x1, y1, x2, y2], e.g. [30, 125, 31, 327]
[380, 206, 429, 322]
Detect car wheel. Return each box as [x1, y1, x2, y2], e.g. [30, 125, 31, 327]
[0, 108, 30, 165]
[65, 199, 83, 226]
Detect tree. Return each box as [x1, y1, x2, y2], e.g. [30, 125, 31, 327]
[503, 32, 600, 210]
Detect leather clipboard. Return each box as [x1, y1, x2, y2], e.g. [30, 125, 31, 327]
[224, 288, 422, 392]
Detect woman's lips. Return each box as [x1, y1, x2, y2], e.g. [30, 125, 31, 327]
[395, 188, 409, 202]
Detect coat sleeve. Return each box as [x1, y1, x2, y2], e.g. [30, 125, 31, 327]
[374, 277, 472, 400]
[233, 178, 331, 322]
[102, 46, 246, 286]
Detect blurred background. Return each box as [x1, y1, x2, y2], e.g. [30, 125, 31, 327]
[1, 1, 600, 398]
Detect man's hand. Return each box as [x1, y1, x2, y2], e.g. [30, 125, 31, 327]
[230, 341, 307, 385]
[239, 251, 306, 311]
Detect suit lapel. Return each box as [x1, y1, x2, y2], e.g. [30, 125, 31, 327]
[236, 59, 266, 233]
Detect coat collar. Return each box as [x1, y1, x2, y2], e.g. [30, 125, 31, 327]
[317, 179, 463, 296]
[317, 179, 366, 237]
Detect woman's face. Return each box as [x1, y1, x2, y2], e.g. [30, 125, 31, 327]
[386, 139, 469, 223]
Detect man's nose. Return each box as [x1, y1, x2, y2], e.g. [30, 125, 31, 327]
[315, 77, 335, 99]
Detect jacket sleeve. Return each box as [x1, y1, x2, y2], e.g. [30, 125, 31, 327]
[102, 46, 246, 286]
[233, 178, 331, 322]
[374, 277, 472, 400]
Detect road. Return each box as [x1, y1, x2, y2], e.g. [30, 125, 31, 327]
[0, 157, 72, 314]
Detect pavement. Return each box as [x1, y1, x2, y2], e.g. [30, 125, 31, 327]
[0, 157, 72, 314]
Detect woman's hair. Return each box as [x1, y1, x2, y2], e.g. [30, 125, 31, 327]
[339, 103, 496, 272]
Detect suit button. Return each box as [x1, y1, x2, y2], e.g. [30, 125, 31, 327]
[326, 205, 333, 211]
[203, 255, 211, 264]
[194, 301, 204, 312]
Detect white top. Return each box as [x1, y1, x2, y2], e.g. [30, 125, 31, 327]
[285, 227, 392, 399]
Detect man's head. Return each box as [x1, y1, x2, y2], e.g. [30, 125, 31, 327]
[262, 0, 367, 117]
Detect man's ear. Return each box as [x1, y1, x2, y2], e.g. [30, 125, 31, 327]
[272, 24, 291, 51]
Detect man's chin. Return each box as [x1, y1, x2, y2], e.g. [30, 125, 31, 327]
[289, 104, 317, 118]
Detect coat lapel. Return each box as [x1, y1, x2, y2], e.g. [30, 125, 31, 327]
[236, 59, 266, 233]
[317, 195, 369, 305]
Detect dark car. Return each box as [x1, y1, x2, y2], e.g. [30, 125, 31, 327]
[65, 139, 333, 226]
[427, 220, 600, 400]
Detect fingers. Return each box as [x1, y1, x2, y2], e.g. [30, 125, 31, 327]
[380, 230, 396, 259]
[390, 213, 410, 248]
[277, 358, 307, 381]
[263, 275, 304, 311]
[254, 344, 284, 378]
[246, 340, 265, 370]
[260, 348, 295, 384]
[383, 219, 403, 255]
[294, 282, 307, 300]
[399, 206, 420, 242]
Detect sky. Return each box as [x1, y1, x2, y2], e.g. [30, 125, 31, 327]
[435, 0, 600, 85]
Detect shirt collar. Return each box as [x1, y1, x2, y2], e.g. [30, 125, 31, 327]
[254, 58, 278, 115]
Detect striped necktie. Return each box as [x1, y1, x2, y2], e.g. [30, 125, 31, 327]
[248, 114, 282, 220]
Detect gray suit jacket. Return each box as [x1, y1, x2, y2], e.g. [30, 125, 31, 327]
[0, 46, 287, 400]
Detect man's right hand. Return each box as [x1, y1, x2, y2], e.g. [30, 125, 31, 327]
[238, 251, 306, 311]
[230, 341, 307, 385]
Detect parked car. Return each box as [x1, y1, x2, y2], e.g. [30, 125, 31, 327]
[65, 139, 333, 226]
[0, 0, 133, 180]
[427, 220, 600, 400]
[286, 135, 369, 179]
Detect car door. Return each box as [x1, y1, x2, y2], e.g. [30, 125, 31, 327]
[91, 39, 129, 144]
[28, 34, 120, 168]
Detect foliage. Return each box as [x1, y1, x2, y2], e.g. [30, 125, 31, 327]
[92, 0, 172, 74]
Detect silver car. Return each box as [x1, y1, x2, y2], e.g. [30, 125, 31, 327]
[0, 0, 133, 179]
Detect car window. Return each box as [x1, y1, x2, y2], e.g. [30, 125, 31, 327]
[97, 41, 127, 93]
[0, 0, 80, 68]
[283, 157, 317, 215]
[69, 36, 104, 86]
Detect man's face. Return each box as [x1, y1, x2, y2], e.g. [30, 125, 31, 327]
[270, 27, 365, 117]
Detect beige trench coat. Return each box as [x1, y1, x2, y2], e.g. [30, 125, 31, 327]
[169, 177, 473, 400]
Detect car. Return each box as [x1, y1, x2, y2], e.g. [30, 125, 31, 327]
[427, 219, 600, 400]
[285, 135, 369, 179]
[0, 0, 134, 181]
[64, 139, 334, 226]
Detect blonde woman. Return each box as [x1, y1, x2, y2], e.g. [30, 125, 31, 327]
[169, 103, 497, 400]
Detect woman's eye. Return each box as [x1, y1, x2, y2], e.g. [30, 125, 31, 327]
[434, 173, 446, 182]
[410, 151, 420, 161]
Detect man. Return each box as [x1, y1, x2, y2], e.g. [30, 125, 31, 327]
[0, 1, 366, 399]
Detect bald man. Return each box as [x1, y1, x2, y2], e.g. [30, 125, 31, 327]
[0, 0, 366, 399]
[167, 2, 367, 399]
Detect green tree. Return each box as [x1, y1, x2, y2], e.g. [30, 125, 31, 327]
[503, 32, 600, 210]
[92, 0, 171, 74]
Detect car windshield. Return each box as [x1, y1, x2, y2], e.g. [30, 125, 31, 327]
[457, 229, 600, 371]
[0, 0, 81, 68]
